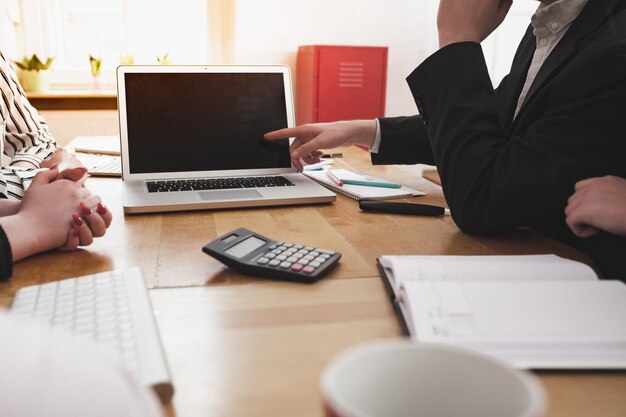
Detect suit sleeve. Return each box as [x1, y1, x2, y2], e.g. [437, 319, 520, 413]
[407, 41, 626, 235]
[370, 115, 436, 166]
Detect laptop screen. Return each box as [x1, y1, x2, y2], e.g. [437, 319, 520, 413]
[124, 72, 291, 174]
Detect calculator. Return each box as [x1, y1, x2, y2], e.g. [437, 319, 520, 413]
[202, 227, 341, 283]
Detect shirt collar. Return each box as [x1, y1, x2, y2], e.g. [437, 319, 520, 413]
[531, 0, 590, 36]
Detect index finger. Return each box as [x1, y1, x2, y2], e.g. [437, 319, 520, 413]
[264, 125, 315, 140]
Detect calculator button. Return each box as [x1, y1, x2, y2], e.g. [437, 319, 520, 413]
[279, 261, 292, 269]
[268, 244, 278, 250]
[290, 264, 303, 272]
[275, 242, 283, 246]
[277, 246, 287, 251]
[319, 254, 331, 259]
[309, 251, 319, 257]
[296, 249, 308, 255]
[287, 256, 298, 263]
[297, 259, 309, 265]
[314, 257, 326, 263]
[302, 266, 315, 274]
[303, 255, 315, 261]
[268, 260, 281, 267]
[271, 249, 282, 255]
[304, 246, 314, 251]
[293, 244, 304, 249]
[292, 253, 303, 259]
[309, 261, 321, 268]
[283, 243, 293, 247]
[257, 257, 269, 265]
[275, 255, 287, 261]
[265, 253, 276, 259]
[284, 249, 297, 256]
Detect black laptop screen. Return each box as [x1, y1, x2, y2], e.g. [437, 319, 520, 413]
[123, 72, 291, 174]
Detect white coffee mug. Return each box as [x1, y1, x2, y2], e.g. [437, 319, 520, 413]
[321, 340, 546, 417]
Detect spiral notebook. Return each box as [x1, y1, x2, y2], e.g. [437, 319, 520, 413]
[377, 254, 626, 369]
[304, 169, 424, 201]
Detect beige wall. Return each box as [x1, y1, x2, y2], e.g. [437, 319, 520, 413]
[41, 110, 118, 147]
[233, 0, 439, 118]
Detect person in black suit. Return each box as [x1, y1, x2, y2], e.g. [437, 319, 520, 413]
[266, 0, 626, 278]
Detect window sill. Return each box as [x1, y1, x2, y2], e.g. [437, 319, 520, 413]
[26, 90, 118, 110]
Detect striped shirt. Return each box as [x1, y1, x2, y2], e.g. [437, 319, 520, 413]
[0, 50, 57, 200]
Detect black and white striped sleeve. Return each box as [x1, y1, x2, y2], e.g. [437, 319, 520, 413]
[0, 167, 39, 200]
[0, 51, 57, 170]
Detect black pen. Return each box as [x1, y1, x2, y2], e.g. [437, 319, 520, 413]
[322, 152, 343, 158]
[359, 201, 451, 216]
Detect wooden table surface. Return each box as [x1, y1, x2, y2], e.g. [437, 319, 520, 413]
[1, 146, 624, 417]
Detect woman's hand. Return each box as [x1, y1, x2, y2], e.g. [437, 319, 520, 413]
[0, 169, 112, 260]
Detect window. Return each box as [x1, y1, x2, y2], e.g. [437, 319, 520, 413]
[17, 0, 209, 88]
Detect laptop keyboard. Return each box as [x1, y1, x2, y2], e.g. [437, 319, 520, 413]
[146, 175, 295, 193]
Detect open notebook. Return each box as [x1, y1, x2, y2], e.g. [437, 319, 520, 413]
[378, 254, 626, 369]
[304, 169, 424, 201]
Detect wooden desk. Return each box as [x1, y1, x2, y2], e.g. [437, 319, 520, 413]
[1, 147, 624, 417]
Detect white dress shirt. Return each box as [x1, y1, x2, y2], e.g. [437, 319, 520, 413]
[514, 0, 589, 117]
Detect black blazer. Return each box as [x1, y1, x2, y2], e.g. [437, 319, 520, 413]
[372, 0, 626, 278]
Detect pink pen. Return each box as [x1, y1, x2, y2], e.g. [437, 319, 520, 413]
[326, 170, 343, 187]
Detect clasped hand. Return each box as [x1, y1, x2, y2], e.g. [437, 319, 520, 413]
[17, 167, 112, 259]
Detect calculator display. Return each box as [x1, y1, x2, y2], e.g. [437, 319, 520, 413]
[224, 236, 266, 258]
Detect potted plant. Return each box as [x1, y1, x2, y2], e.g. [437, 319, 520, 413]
[13, 54, 54, 93]
[120, 54, 135, 65]
[157, 52, 172, 65]
[89, 54, 103, 91]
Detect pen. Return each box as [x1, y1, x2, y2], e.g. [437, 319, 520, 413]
[322, 153, 343, 158]
[359, 201, 450, 216]
[326, 170, 344, 186]
[342, 178, 402, 189]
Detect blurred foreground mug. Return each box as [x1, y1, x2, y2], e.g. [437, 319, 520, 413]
[321, 340, 546, 417]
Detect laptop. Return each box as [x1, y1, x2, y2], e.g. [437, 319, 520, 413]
[116, 65, 336, 214]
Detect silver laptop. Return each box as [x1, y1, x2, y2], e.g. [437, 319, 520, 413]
[116, 65, 336, 214]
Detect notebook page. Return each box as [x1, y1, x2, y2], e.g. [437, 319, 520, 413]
[304, 170, 424, 200]
[402, 280, 626, 368]
[379, 254, 597, 295]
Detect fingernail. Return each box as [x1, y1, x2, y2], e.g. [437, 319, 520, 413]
[72, 214, 84, 227]
[72, 227, 79, 238]
[80, 202, 93, 215]
[96, 202, 107, 215]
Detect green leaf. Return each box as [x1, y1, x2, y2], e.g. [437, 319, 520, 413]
[12, 54, 54, 71]
[89, 54, 103, 77]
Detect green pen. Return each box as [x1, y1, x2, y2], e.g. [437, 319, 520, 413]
[342, 178, 402, 188]
[328, 169, 403, 189]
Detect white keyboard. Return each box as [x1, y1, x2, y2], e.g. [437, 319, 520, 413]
[89, 156, 121, 177]
[9, 267, 173, 403]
